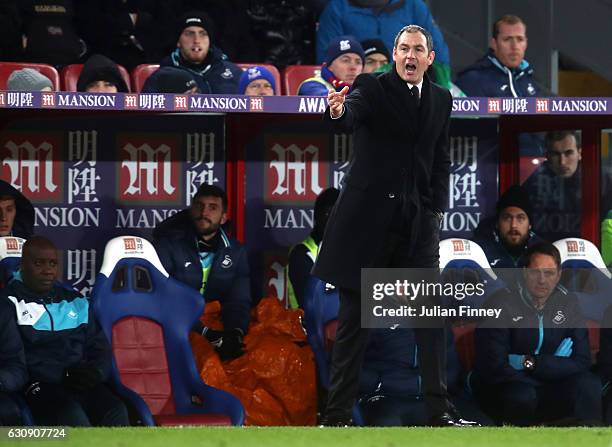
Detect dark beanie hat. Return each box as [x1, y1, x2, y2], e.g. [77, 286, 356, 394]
[496, 185, 532, 221]
[177, 11, 214, 43]
[141, 67, 199, 93]
[76, 54, 129, 92]
[361, 38, 390, 60]
[325, 35, 365, 65]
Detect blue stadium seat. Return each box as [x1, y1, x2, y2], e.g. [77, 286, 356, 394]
[554, 238, 612, 322]
[302, 276, 339, 390]
[92, 236, 244, 426]
[439, 238, 506, 310]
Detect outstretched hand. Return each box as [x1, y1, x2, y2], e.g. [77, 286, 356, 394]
[328, 86, 349, 118]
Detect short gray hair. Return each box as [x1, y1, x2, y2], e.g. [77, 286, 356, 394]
[393, 25, 434, 53]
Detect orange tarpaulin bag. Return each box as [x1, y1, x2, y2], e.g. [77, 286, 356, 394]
[190, 297, 317, 426]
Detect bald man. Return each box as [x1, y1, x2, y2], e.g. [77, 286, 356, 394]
[3, 237, 128, 426]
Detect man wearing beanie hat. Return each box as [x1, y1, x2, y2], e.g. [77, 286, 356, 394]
[298, 35, 364, 96]
[361, 39, 390, 73]
[7, 68, 54, 92]
[160, 11, 242, 94]
[141, 67, 200, 94]
[238, 66, 276, 96]
[472, 184, 544, 270]
[77, 54, 129, 93]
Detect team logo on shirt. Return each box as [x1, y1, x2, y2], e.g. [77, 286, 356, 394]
[553, 310, 566, 325]
[221, 68, 234, 79]
[527, 83, 536, 95]
[221, 254, 232, 268]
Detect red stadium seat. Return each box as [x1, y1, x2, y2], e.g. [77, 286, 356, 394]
[282, 65, 321, 95]
[236, 63, 282, 95]
[61, 63, 131, 92]
[131, 64, 160, 92]
[0, 62, 60, 91]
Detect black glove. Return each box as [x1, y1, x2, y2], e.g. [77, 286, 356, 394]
[216, 328, 245, 361]
[201, 327, 225, 348]
[24, 381, 44, 399]
[62, 365, 104, 393]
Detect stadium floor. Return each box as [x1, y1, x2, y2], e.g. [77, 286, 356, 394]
[6, 427, 612, 447]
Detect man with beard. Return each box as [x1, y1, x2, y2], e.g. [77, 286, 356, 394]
[153, 185, 251, 361]
[472, 185, 544, 271]
[159, 11, 242, 94]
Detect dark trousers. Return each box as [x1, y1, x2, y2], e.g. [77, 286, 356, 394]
[0, 393, 22, 426]
[474, 373, 602, 426]
[25, 382, 129, 427]
[325, 215, 450, 421]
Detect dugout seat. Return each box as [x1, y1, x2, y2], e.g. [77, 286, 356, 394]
[439, 238, 505, 371]
[303, 276, 339, 390]
[61, 63, 131, 92]
[0, 62, 60, 91]
[92, 236, 244, 426]
[236, 63, 282, 95]
[0, 237, 25, 288]
[554, 237, 612, 322]
[131, 64, 160, 92]
[282, 65, 321, 95]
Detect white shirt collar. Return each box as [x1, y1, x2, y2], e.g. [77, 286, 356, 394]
[407, 79, 423, 96]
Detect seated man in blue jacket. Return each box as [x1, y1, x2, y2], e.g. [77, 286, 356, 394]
[153, 185, 251, 361]
[455, 14, 539, 98]
[4, 236, 128, 426]
[472, 185, 544, 273]
[472, 242, 601, 426]
[0, 297, 27, 425]
[160, 11, 242, 94]
[298, 36, 364, 96]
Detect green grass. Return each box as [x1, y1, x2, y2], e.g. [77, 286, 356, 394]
[3, 427, 612, 447]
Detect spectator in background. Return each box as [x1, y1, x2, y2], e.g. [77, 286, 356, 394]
[160, 11, 242, 94]
[456, 15, 539, 98]
[522, 130, 582, 242]
[75, 1, 173, 71]
[7, 68, 53, 91]
[472, 185, 544, 271]
[19, 0, 86, 67]
[316, 0, 451, 88]
[141, 66, 200, 94]
[175, 0, 257, 63]
[298, 36, 364, 96]
[0, 297, 27, 426]
[472, 243, 601, 426]
[246, 0, 317, 69]
[6, 237, 129, 426]
[77, 54, 129, 93]
[360, 38, 390, 73]
[286, 187, 339, 310]
[238, 65, 276, 96]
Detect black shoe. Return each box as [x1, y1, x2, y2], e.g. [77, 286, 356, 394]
[429, 412, 481, 427]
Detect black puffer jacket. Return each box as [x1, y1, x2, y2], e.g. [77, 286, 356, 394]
[247, 0, 317, 68]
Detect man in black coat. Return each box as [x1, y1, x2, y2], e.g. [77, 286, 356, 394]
[313, 25, 476, 426]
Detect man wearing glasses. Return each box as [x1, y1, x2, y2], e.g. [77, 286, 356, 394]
[471, 242, 601, 426]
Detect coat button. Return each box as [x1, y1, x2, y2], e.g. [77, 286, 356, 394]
[388, 193, 395, 199]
